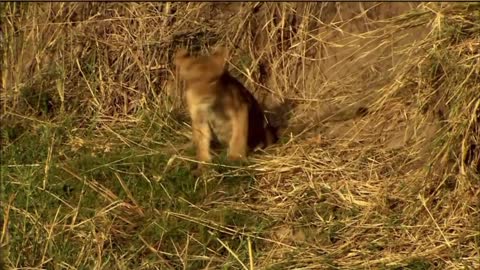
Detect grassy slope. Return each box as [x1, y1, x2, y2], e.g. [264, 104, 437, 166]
[1, 2, 479, 270]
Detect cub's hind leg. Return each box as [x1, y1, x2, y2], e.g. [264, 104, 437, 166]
[226, 104, 248, 161]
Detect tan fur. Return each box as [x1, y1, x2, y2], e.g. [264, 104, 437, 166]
[174, 47, 277, 169]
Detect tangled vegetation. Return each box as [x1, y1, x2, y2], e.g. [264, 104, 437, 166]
[1, 2, 479, 269]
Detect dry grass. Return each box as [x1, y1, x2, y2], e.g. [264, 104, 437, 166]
[1, 2, 479, 269]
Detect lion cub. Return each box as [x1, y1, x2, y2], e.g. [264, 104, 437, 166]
[174, 47, 277, 169]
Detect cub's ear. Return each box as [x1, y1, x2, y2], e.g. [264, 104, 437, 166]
[174, 48, 189, 66]
[211, 46, 229, 70]
[212, 46, 228, 59]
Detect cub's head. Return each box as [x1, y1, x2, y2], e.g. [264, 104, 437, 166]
[174, 47, 229, 83]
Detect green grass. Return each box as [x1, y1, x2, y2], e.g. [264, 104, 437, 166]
[1, 115, 274, 269]
[387, 258, 434, 270]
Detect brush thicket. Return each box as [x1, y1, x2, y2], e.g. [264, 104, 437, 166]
[1, 2, 479, 269]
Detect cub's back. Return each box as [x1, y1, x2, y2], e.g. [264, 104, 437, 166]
[212, 72, 271, 150]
